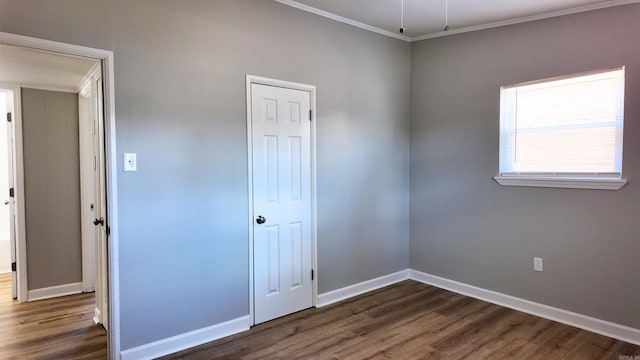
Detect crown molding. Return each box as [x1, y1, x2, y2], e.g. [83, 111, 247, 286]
[412, 0, 640, 41]
[274, 0, 640, 43]
[273, 0, 411, 42]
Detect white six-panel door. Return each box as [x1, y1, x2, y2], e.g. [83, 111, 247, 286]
[251, 83, 313, 324]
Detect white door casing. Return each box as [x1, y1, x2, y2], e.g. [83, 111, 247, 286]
[0, 32, 119, 358]
[249, 79, 316, 324]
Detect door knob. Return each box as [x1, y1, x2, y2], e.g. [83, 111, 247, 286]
[256, 215, 266, 224]
[3, 201, 8, 205]
[93, 217, 105, 226]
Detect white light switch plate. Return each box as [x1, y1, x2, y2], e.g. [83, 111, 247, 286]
[124, 153, 137, 172]
[534, 257, 543, 272]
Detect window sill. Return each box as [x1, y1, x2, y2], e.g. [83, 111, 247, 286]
[493, 176, 627, 190]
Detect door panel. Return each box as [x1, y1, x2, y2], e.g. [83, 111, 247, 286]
[78, 90, 96, 293]
[252, 83, 312, 324]
[2, 93, 17, 298]
[93, 74, 108, 332]
[7, 108, 17, 299]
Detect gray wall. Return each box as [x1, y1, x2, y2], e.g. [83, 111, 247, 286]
[10, 0, 635, 352]
[410, 4, 640, 329]
[21, 88, 82, 290]
[0, 0, 411, 349]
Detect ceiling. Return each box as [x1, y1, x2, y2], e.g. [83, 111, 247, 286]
[0, 44, 97, 91]
[277, 0, 639, 40]
[0, 1, 634, 84]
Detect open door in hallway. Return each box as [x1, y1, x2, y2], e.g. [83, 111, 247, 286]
[0, 91, 16, 299]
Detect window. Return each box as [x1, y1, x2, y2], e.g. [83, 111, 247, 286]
[495, 67, 626, 190]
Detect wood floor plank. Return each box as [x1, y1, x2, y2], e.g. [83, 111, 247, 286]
[0, 273, 107, 359]
[163, 280, 640, 360]
[365, 333, 444, 360]
[560, 331, 617, 359]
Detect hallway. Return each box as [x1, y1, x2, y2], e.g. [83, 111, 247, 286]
[0, 273, 107, 359]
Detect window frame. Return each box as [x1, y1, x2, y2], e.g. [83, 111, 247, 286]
[494, 67, 627, 190]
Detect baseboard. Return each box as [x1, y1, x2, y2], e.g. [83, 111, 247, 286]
[120, 315, 251, 360]
[317, 269, 409, 307]
[27, 282, 82, 301]
[409, 269, 640, 346]
[93, 307, 101, 325]
[117, 268, 638, 360]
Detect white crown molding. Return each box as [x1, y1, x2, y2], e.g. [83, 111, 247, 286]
[274, 0, 640, 43]
[413, 0, 640, 41]
[273, 0, 411, 42]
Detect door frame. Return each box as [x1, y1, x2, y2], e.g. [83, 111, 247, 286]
[0, 87, 20, 299]
[0, 31, 121, 358]
[245, 75, 318, 325]
[0, 83, 26, 302]
[3, 83, 98, 300]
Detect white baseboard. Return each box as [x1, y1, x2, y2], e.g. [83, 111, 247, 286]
[409, 269, 640, 346]
[317, 269, 409, 307]
[27, 282, 82, 301]
[118, 268, 639, 360]
[120, 315, 251, 360]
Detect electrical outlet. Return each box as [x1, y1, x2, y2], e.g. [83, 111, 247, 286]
[124, 153, 137, 172]
[534, 257, 543, 272]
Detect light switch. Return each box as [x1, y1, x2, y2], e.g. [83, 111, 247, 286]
[124, 153, 137, 172]
[534, 257, 543, 272]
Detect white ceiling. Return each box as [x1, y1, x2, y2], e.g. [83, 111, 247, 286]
[0, 44, 97, 91]
[277, 0, 639, 40]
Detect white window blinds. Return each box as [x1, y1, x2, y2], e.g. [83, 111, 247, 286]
[499, 68, 625, 177]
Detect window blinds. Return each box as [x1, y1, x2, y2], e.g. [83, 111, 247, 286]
[500, 68, 624, 177]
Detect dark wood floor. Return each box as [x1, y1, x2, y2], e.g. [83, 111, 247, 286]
[2, 272, 637, 359]
[0, 273, 107, 359]
[164, 280, 640, 360]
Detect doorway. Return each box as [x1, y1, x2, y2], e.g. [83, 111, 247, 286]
[246, 75, 318, 325]
[0, 91, 11, 280]
[0, 31, 119, 357]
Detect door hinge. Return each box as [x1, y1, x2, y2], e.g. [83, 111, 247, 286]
[311, 269, 314, 281]
[6, 113, 11, 122]
[11, 262, 16, 272]
[309, 110, 312, 121]
[106, 225, 111, 237]
[9, 188, 14, 198]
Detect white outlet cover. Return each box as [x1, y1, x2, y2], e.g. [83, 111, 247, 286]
[534, 257, 543, 272]
[124, 153, 137, 172]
